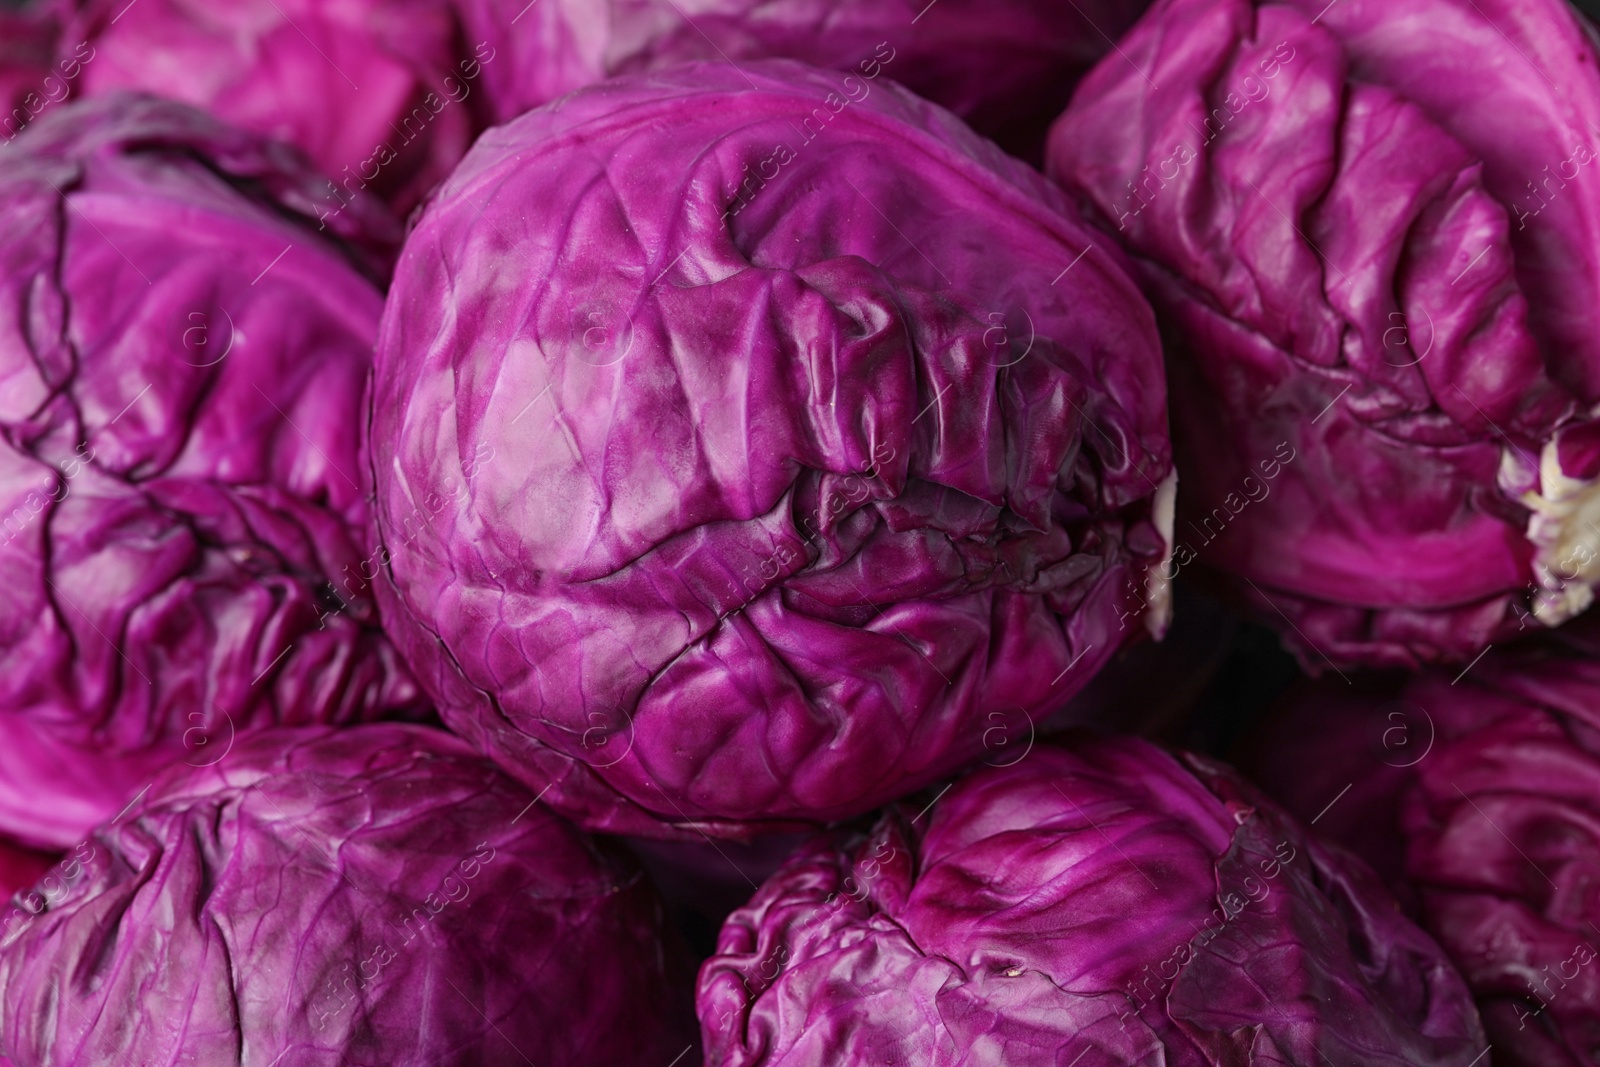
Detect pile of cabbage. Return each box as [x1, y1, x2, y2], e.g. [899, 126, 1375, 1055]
[0, 0, 1591, 1062]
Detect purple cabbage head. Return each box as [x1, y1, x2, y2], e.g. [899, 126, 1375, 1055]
[451, 0, 1152, 159]
[1249, 623, 1600, 1063]
[0, 723, 698, 1066]
[0, 95, 420, 849]
[697, 736, 1486, 1065]
[60, 0, 479, 210]
[1048, 0, 1600, 669]
[369, 60, 1175, 839]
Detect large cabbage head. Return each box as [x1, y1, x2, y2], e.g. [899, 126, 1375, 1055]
[451, 0, 1151, 159]
[698, 736, 1486, 1065]
[59, 0, 478, 210]
[0, 723, 697, 1066]
[369, 60, 1175, 839]
[0, 95, 419, 849]
[1049, 0, 1600, 669]
[1249, 623, 1600, 1063]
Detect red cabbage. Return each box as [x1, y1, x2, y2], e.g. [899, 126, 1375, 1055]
[0, 724, 697, 1065]
[452, 0, 1152, 159]
[699, 737, 1486, 1064]
[1049, 0, 1600, 668]
[0, 95, 419, 849]
[369, 61, 1175, 838]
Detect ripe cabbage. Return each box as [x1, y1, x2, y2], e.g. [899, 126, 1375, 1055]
[1249, 624, 1600, 1063]
[451, 0, 1151, 158]
[1049, 0, 1600, 668]
[0, 95, 420, 849]
[698, 737, 1486, 1065]
[369, 60, 1175, 839]
[0, 724, 697, 1066]
[59, 0, 479, 210]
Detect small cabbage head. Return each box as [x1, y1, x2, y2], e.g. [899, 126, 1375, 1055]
[0, 95, 420, 849]
[699, 737, 1487, 1065]
[0, 724, 698, 1067]
[451, 0, 1152, 158]
[60, 0, 476, 210]
[1049, 0, 1600, 668]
